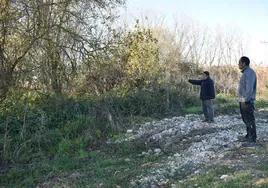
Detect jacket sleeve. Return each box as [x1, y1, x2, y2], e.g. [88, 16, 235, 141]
[244, 71, 256, 102]
[188, 79, 202, 85]
[210, 80, 215, 99]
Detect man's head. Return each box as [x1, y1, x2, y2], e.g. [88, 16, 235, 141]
[239, 56, 250, 70]
[203, 71, 210, 78]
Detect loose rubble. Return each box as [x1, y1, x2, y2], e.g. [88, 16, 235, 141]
[114, 113, 268, 187]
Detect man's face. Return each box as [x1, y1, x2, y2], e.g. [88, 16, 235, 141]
[238, 59, 246, 69]
[203, 73, 208, 79]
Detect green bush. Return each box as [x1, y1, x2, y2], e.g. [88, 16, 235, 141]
[0, 85, 207, 162]
[0, 92, 95, 162]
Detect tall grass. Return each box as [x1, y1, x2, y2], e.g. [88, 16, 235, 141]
[1, 85, 267, 163]
[0, 86, 199, 162]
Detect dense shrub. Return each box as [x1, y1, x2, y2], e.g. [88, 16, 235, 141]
[0, 85, 201, 162]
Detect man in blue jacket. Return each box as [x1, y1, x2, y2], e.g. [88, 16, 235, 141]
[188, 71, 215, 123]
[238, 56, 257, 145]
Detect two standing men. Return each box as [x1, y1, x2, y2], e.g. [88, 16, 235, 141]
[188, 56, 257, 144]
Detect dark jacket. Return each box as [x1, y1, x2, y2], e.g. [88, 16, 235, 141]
[188, 77, 215, 100]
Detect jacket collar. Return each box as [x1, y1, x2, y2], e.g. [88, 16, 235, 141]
[241, 66, 249, 73]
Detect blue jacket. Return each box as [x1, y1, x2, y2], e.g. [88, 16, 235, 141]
[238, 66, 257, 103]
[189, 77, 215, 100]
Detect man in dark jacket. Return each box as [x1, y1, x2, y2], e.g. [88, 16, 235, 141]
[188, 71, 215, 123]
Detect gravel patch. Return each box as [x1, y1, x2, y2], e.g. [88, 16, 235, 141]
[114, 112, 268, 187]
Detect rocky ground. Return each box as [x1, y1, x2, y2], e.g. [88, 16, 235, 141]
[3, 110, 267, 188]
[114, 110, 268, 187]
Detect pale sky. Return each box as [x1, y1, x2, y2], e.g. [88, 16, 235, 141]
[121, 0, 268, 65]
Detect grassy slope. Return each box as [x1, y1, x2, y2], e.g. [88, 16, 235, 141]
[1, 97, 268, 188]
[174, 142, 268, 188]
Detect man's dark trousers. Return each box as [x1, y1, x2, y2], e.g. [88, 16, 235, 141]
[239, 102, 257, 142]
[202, 100, 214, 121]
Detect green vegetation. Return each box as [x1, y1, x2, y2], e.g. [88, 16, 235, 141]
[0, 88, 202, 164]
[174, 145, 268, 188]
[0, 91, 267, 187]
[1, 1, 268, 187]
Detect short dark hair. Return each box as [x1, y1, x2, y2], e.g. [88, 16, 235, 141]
[203, 71, 210, 76]
[240, 56, 250, 66]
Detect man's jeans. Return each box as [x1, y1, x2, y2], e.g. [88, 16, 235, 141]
[239, 102, 257, 141]
[202, 100, 214, 121]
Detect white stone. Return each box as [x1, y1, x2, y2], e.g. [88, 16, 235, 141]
[116, 113, 268, 187]
[220, 175, 230, 180]
[125, 158, 131, 162]
[126, 129, 133, 133]
[154, 148, 162, 153]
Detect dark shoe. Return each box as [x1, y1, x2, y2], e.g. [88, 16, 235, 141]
[207, 120, 214, 123]
[202, 120, 208, 122]
[242, 140, 261, 147]
[238, 136, 250, 142]
[241, 142, 259, 147]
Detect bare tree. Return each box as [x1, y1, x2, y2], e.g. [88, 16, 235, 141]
[0, 0, 125, 97]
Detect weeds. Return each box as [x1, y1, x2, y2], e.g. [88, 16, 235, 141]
[0, 91, 268, 187]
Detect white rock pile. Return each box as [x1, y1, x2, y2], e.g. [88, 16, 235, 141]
[116, 113, 268, 187]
